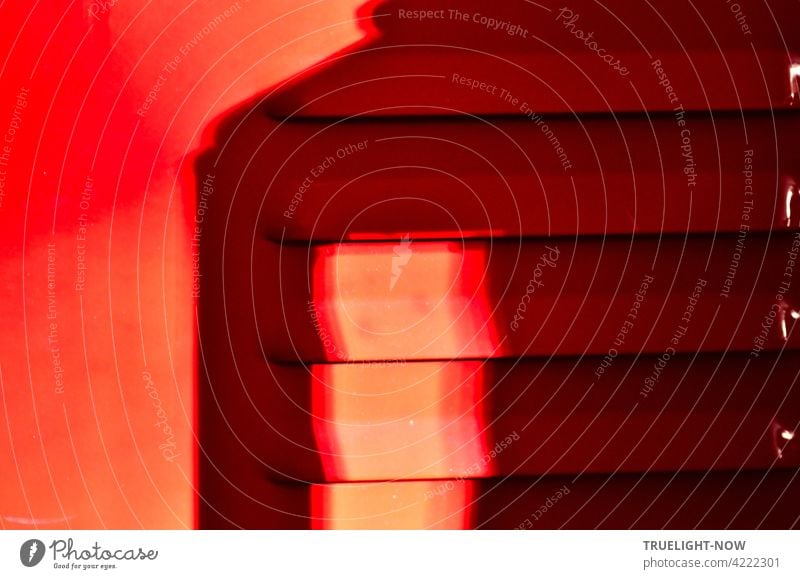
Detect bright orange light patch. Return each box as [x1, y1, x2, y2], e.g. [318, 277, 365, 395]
[311, 361, 493, 481]
[311, 480, 476, 530]
[310, 242, 504, 361]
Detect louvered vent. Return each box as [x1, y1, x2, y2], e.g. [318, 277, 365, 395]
[198, 0, 800, 529]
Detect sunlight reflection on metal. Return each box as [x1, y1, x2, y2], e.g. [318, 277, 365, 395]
[778, 304, 794, 341]
[311, 361, 490, 482]
[310, 480, 476, 529]
[2, 515, 75, 527]
[310, 242, 504, 361]
[790, 63, 800, 104]
[772, 421, 795, 459]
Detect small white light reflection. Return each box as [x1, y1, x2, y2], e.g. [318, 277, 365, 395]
[772, 421, 795, 459]
[779, 306, 787, 340]
[786, 186, 794, 226]
[791, 64, 800, 102]
[778, 305, 797, 341]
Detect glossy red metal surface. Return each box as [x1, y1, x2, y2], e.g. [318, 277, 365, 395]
[250, 236, 798, 362]
[2, 0, 800, 531]
[267, 0, 800, 116]
[0, 0, 369, 530]
[253, 113, 799, 240]
[197, 0, 800, 529]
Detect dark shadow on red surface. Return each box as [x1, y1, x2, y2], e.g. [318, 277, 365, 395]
[197, 0, 800, 529]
